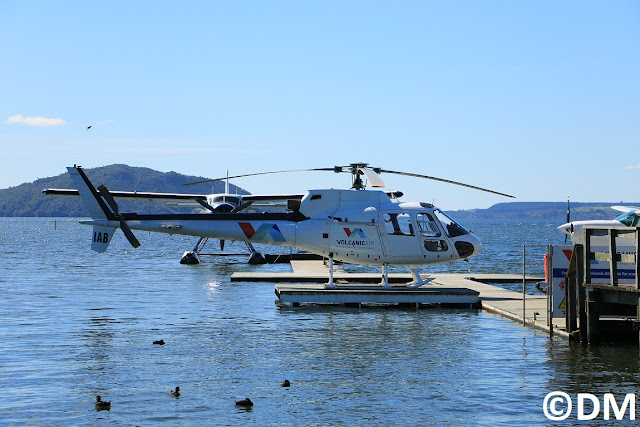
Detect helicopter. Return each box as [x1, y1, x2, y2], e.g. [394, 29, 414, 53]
[53, 162, 514, 287]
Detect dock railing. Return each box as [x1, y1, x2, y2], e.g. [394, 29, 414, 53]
[520, 244, 548, 326]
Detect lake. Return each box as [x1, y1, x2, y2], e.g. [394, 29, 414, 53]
[1, 218, 639, 425]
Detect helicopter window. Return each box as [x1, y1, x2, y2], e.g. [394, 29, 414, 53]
[383, 213, 414, 236]
[433, 209, 469, 238]
[615, 212, 640, 227]
[424, 239, 449, 252]
[416, 213, 442, 237]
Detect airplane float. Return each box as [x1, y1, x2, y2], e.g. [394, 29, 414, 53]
[45, 163, 514, 287]
[558, 205, 640, 245]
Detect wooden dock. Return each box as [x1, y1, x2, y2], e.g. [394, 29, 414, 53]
[230, 260, 565, 336]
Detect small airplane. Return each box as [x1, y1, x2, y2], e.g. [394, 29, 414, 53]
[558, 205, 640, 245]
[48, 162, 514, 287]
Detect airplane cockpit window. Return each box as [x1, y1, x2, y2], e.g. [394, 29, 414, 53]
[416, 213, 442, 237]
[433, 209, 469, 238]
[383, 213, 414, 236]
[615, 212, 640, 227]
[212, 196, 241, 205]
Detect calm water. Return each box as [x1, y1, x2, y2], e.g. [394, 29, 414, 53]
[1, 218, 639, 426]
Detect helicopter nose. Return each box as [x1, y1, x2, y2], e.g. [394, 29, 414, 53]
[454, 234, 482, 259]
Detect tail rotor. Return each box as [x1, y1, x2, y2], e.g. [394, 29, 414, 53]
[97, 184, 141, 248]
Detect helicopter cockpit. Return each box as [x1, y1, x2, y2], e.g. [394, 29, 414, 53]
[432, 209, 470, 238]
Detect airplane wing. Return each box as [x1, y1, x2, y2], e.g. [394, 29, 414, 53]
[43, 188, 402, 206]
[43, 188, 210, 201]
[611, 205, 640, 214]
[43, 188, 306, 202]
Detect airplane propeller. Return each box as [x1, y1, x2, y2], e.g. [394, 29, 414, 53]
[219, 201, 253, 251]
[565, 195, 570, 244]
[97, 184, 141, 248]
[183, 162, 514, 198]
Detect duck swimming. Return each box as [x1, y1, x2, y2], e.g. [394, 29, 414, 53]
[153, 339, 165, 345]
[281, 380, 290, 387]
[94, 395, 111, 411]
[235, 398, 253, 407]
[170, 387, 180, 397]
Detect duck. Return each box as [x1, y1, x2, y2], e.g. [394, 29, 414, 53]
[280, 380, 290, 387]
[153, 339, 165, 345]
[94, 395, 111, 411]
[170, 387, 180, 397]
[235, 398, 253, 407]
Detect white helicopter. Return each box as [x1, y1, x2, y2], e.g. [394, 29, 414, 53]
[54, 162, 514, 287]
[558, 205, 640, 245]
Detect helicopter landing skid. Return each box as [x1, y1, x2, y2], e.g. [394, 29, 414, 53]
[324, 259, 435, 289]
[407, 266, 434, 288]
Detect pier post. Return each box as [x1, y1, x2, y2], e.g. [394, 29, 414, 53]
[579, 242, 589, 344]
[636, 228, 639, 291]
[586, 292, 600, 344]
[608, 229, 618, 286]
[522, 245, 526, 326]
[565, 246, 578, 334]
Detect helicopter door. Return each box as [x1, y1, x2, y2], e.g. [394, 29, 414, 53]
[329, 222, 384, 263]
[380, 212, 422, 261]
[415, 212, 454, 259]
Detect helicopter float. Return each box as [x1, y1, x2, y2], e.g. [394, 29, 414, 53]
[47, 162, 514, 287]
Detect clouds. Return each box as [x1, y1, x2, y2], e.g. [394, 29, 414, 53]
[7, 114, 67, 127]
[625, 164, 640, 169]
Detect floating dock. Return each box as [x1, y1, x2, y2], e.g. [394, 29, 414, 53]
[230, 260, 564, 336]
[274, 284, 480, 307]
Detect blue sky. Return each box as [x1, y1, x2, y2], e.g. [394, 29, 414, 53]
[1, 1, 639, 210]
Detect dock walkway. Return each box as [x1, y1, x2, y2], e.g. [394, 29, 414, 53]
[230, 260, 567, 338]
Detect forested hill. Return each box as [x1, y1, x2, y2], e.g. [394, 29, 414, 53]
[447, 201, 640, 222]
[0, 164, 249, 217]
[1, 167, 637, 219]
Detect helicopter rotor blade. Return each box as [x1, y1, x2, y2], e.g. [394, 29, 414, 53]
[378, 169, 515, 198]
[183, 168, 336, 186]
[360, 167, 386, 188]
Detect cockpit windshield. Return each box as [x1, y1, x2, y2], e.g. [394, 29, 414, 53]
[212, 196, 241, 205]
[615, 211, 640, 227]
[433, 209, 469, 238]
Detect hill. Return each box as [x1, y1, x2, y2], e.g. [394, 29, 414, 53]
[2, 167, 638, 220]
[0, 164, 249, 217]
[447, 201, 640, 222]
